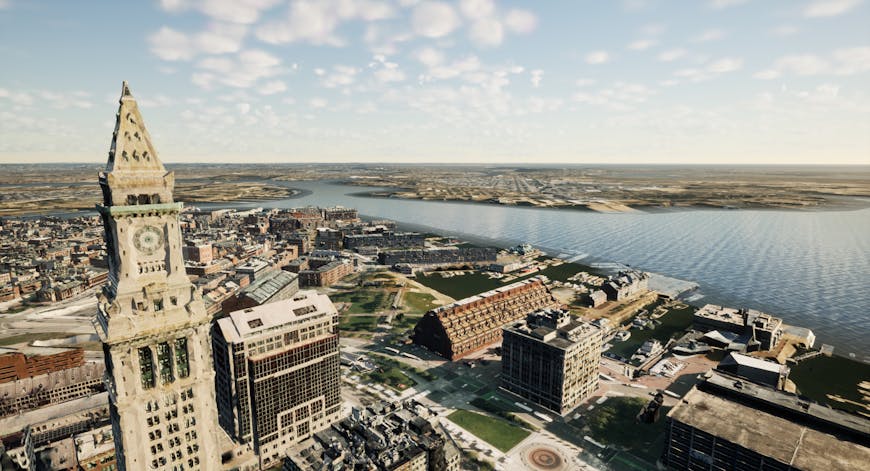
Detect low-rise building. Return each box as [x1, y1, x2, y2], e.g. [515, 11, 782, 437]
[298, 260, 354, 287]
[694, 304, 784, 351]
[601, 270, 649, 301]
[283, 400, 460, 471]
[413, 276, 560, 360]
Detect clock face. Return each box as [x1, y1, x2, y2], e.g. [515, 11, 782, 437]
[133, 225, 164, 255]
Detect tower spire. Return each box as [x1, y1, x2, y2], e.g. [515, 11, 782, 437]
[106, 81, 164, 173]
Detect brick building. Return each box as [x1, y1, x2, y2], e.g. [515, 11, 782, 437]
[412, 276, 560, 360]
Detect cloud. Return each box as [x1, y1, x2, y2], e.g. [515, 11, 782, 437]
[585, 51, 610, 64]
[0, 0, 11, 10]
[412, 2, 459, 38]
[754, 48, 870, 79]
[503, 9, 537, 34]
[673, 57, 743, 82]
[658, 49, 687, 62]
[257, 0, 395, 45]
[530, 69, 543, 88]
[572, 82, 654, 111]
[309, 97, 328, 109]
[321, 65, 360, 88]
[803, 0, 863, 17]
[693, 29, 725, 42]
[707, 57, 743, 73]
[158, 0, 282, 24]
[413, 47, 445, 67]
[459, 0, 494, 19]
[627, 39, 656, 50]
[259, 80, 287, 95]
[709, 0, 749, 8]
[149, 23, 247, 61]
[375, 67, 406, 83]
[469, 18, 504, 46]
[771, 25, 799, 36]
[193, 49, 283, 89]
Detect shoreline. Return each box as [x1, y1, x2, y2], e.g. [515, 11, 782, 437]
[346, 188, 870, 214]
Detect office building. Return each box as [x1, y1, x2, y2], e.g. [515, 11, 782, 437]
[213, 291, 342, 468]
[501, 309, 602, 415]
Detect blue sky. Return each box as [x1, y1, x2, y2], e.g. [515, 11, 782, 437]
[1, 0, 868, 164]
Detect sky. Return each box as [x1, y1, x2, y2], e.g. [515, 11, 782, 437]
[0, 0, 869, 165]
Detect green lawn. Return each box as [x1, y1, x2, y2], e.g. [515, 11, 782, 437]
[0, 332, 72, 346]
[339, 315, 381, 331]
[448, 410, 531, 452]
[390, 313, 422, 333]
[576, 397, 670, 466]
[402, 291, 439, 313]
[331, 289, 392, 314]
[416, 272, 502, 300]
[607, 305, 696, 359]
[365, 354, 418, 391]
[790, 355, 870, 415]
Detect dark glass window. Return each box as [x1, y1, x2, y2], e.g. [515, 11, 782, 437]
[175, 338, 190, 378]
[157, 342, 174, 384]
[139, 347, 155, 389]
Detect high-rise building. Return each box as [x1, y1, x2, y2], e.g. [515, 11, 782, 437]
[93, 82, 221, 470]
[501, 308, 602, 415]
[212, 291, 342, 468]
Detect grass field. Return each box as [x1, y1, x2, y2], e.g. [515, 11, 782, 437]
[0, 332, 71, 346]
[339, 315, 380, 331]
[576, 397, 670, 466]
[607, 304, 696, 359]
[790, 354, 870, 415]
[331, 289, 392, 314]
[402, 291, 439, 313]
[416, 272, 502, 300]
[390, 313, 422, 333]
[448, 410, 531, 452]
[366, 354, 418, 391]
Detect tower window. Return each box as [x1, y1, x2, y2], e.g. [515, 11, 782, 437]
[157, 342, 174, 384]
[175, 338, 190, 378]
[138, 347, 155, 389]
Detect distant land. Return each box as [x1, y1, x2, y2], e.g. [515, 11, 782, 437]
[1, 163, 869, 216]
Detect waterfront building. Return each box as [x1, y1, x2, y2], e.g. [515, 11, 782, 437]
[93, 82, 221, 470]
[379, 246, 498, 267]
[601, 270, 649, 301]
[413, 276, 560, 360]
[663, 370, 870, 471]
[717, 352, 790, 390]
[343, 231, 426, 251]
[284, 400, 460, 471]
[694, 304, 784, 351]
[501, 309, 602, 415]
[213, 291, 342, 468]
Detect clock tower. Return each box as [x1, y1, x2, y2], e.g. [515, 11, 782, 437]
[94, 82, 221, 470]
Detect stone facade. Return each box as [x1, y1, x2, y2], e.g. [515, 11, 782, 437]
[93, 82, 221, 471]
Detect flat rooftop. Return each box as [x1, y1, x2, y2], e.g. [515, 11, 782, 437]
[217, 290, 337, 343]
[669, 373, 870, 471]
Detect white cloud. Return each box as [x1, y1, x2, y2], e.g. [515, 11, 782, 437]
[149, 27, 196, 61]
[693, 29, 725, 42]
[470, 18, 504, 46]
[754, 54, 829, 79]
[658, 49, 687, 62]
[412, 2, 459, 38]
[503, 9, 537, 34]
[771, 25, 798, 36]
[0, 0, 12, 9]
[375, 67, 406, 83]
[257, 0, 395, 45]
[321, 65, 360, 88]
[707, 57, 743, 73]
[530, 69, 543, 88]
[585, 51, 610, 64]
[158, 0, 283, 24]
[414, 47, 445, 67]
[309, 97, 328, 109]
[627, 39, 656, 50]
[572, 82, 654, 111]
[193, 49, 282, 89]
[237, 103, 251, 115]
[149, 23, 247, 61]
[259, 80, 287, 95]
[803, 0, 863, 17]
[459, 0, 494, 19]
[673, 57, 743, 82]
[709, 0, 749, 8]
